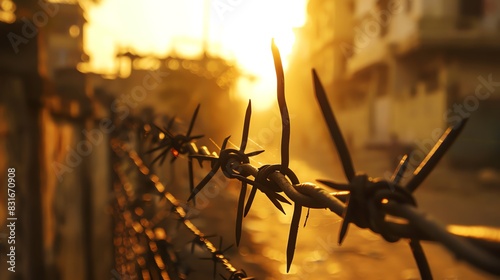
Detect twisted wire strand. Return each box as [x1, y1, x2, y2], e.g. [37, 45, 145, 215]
[114, 162, 179, 280]
[117, 133, 500, 278]
[112, 139, 250, 279]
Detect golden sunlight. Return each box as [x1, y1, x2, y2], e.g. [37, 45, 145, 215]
[84, 0, 307, 110]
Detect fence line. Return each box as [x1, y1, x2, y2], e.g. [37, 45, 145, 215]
[112, 139, 253, 280]
[111, 41, 500, 279]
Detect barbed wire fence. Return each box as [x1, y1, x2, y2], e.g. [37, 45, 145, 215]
[110, 40, 500, 280]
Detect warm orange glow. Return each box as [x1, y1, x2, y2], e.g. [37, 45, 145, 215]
[84, 0, 307, 110]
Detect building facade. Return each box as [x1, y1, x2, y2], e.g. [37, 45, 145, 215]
[295, 0, 500, 168]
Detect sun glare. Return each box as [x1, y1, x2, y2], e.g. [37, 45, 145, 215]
[84, 0, 307, 110]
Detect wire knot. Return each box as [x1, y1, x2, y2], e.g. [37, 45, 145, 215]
[367, 180, 416, 242]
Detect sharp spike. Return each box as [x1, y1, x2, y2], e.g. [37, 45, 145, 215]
[188, 161, 222, 201]
[187, 104, 201, 138]
[240, 100, 252, 152]
[391, 154, 409, 186]
[271, 39, 290, 171]
[223, 244, 233, 253]
[245, 150, 265, 157]
[158, 151, 168, 165]
[409, 239, 433, 279]
[266, 195, 286, 214]
[221, 136, 231, 150]
[286, 204, 302, 272]
[188, 157, 196, 206]
[406, 118, 468, 193]
[243, 186, 257, 217]
[236, 182, 247, 246]
[188, 135, 204, 141]
[167, 116, 176, 130]
[313, 69, 356, 182]
[150, 150, 168, 166]
[190, 154, 218, 161]
[145, 142, 170, 154]
[153, 123, 168, 134]
[338, 196, 354, 245]
[213, 260, 217, 280]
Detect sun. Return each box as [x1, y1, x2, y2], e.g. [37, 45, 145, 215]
[210, 0, 307, 110]
[84, 0, 308, 110]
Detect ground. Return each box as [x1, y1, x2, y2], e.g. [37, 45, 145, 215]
[155, 148, 500, 280]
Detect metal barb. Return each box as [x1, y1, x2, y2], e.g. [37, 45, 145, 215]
[286, 203, 302, 272]
[187, 104, 201, 138]
[312, 69, 356, 182]
[406, 118, 468, 193]
[236, 182, 247, 246]
[409, 239, 433, 280]
[391, 154, 409, 186]
[240, 100, 252, 152]
[271, 39, 291, 172]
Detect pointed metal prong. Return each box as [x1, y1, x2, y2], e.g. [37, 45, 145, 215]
[261, 189, 288, 214]
[338, 219, 350, 245]
[188, 157, 196, 206]
[409, 239, 432, 279]
[245, 150, 265, 157]
[221, 136, 231, 150]
[191, 154, 218, 168]
[236, 182, 247, 246]
[213, 260, 217, 280]
[317, 179, 350, 191]
[391, 154, 409, 186]
[150, 150, 168, 166]
[313, 69, 355, 182]
[145, 142, 170, 154]
[406, 118, 468, 193]
[188, 161, 222, 201]
[187, 104, 201, 138]
[159, 150, 168, 165]
[240, 100, 252, 152]
[286, 203, 302, 272]
[268, 191, 291, 205]
[243, 186, 257, 217]
[191, 154, 218, 161]
[338, 197, 354, 245]
[167, 116, 176, 130]
[188, 135, 204, 141]
[222, 244, 233, 253]
[153, 123, 168, 134]
[272, 39, 290, 171]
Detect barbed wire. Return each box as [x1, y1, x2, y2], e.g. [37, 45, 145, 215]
[112, 139, 254, 280]
[116, 41, 500, 279]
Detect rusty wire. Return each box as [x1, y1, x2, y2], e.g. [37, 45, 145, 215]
[117, 41, 500, 279]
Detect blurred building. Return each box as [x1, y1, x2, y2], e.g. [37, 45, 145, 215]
[92, 50, 242, 149]
[298, 0, 500, 168]
[0, 1, 112, 280]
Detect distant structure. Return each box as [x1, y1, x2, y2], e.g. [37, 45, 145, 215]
[93, 50, 241, 144]
[0, 1, 111, 280]
[295, 0, 500, 167]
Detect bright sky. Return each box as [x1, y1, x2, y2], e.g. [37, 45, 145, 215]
[83, 0, 308, 110]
